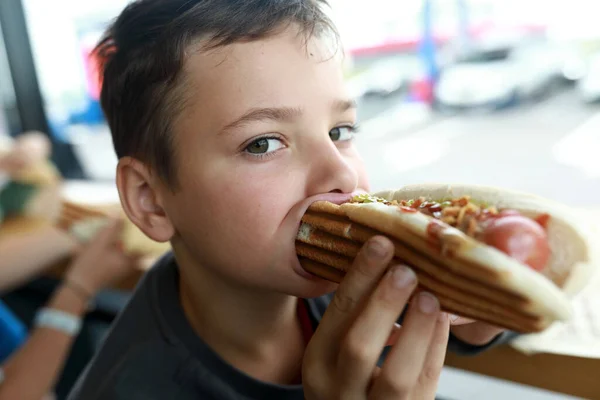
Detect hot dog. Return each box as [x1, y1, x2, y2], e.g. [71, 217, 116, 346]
[296, 183, 598, 334]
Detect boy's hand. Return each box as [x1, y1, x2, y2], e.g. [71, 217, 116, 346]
[303, 236, 450, 400]
[449, 316, 505, 346]
[65, 216, 139, 297]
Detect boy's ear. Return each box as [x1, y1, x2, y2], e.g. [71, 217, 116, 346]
[116, 157, 175, 243]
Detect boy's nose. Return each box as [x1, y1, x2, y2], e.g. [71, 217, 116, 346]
[306, 145, 359, 196]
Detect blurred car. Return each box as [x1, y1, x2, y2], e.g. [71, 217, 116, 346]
[347, 56, 424, 100]
[361, 59, 409, 98]
[561, 53, 587, 82]
[434, 42, 564, 111]
[578, 54, 600, 103]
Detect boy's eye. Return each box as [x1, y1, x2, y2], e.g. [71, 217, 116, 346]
[329, 126, 355, 142]
[245, 137, 284, 155]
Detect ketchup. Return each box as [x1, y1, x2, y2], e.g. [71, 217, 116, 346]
[420, 201, 443, 213]
[426, 220, 445, 242]
[535, 213, 551, 230]
[399, 206, 418, 213]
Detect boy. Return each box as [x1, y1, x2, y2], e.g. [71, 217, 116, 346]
[69, 1, 515, 398]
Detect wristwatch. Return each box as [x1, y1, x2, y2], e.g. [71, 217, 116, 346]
[33, 308, 82, 336]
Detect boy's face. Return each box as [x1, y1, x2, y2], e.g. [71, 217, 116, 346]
[157, 26, 369, 297]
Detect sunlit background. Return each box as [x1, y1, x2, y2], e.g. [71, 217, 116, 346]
[0, 1, 599, 399]
[1, 0, 599, 207]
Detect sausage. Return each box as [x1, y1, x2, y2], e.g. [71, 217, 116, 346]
[481, 214, 550, 272]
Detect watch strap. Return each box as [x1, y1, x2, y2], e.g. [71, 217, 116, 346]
[33, 308, 82, 336]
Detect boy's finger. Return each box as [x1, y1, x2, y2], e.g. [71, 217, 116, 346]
[370, 292, 440, 398]
[414, 312, 450, 399]
[317, 236, 394, 343]
[337, 265, 416, 397]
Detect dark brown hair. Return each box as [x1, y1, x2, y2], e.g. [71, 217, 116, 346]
[94, 0, 337, 188]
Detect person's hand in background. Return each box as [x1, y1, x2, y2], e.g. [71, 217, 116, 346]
[0, 215, 141, 400]
[65, 215, 140, 297]
[0, 132, 51, 177]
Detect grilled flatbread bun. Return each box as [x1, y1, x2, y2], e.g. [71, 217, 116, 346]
[297, 184, 598, 333]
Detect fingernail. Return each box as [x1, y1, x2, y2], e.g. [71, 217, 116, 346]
[449, 314, 460, 323]
[391, 265, 416, 288]
[418, 292, 439, 314]
[367, 237, 389, 258]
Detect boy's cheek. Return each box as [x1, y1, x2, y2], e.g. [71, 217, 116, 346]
[172, 189, 289, 243]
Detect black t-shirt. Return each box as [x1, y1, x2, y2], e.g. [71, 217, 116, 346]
[67, 253, 513, 400]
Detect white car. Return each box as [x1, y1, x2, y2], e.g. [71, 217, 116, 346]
[347, 57, 424, 99]
[578, 54, 600, 103]
[434, 43, 563, 110]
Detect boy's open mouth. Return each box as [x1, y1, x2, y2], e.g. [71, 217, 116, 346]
[292, 190, 367, 279]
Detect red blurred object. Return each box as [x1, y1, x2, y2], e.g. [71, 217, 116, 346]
[81, 45, 101, 101]
[410, 78, 435, 104]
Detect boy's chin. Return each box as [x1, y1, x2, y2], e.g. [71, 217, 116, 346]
[287, 274, 339, 299]
[282, 257, 337, 297]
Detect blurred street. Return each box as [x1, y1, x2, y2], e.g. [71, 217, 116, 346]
[357, 88, 600, 207]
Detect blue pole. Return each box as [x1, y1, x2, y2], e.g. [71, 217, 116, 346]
[419, 0, 438, 81]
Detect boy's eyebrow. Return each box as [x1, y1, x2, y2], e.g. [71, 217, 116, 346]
[334, 99, 357, 112]
[221, 107, 303, 133]
[220, 99, 357, 134]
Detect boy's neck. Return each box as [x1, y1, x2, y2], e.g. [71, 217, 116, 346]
[177, 255, 306, 384]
